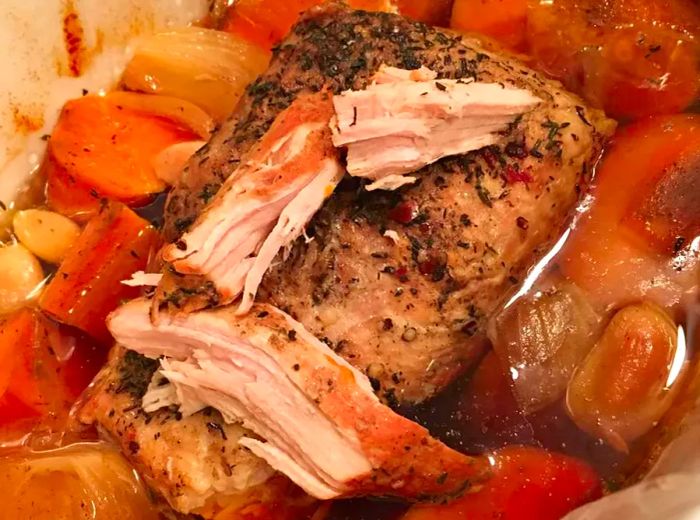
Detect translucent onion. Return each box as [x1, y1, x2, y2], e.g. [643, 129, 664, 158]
[122, 27, 271, 122]
[566, 302, 685, 452]
[108, 91, 215, 139]
[0, 443, 159, 519]
[488, 282, 602, 415]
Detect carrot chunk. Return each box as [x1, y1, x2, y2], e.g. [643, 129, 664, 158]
[45, 155, 102, 223]
[47, 94, 196, 216]
[39, 202, 161, 343]
[223, 0, 394, 50]
[401, 446, 601, 520]
[0, 310, 48, 417]
[560, 114, 700, 308]
[450, 0, 528, 50]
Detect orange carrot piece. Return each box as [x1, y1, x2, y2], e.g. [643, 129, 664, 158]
[223, 0, 322, 50]
[45, 155, 102, 223]
[401, 446, 601, 520]
[560, 114, 700, 302]
[39, 202, 161, 344]
[450, 0, 528, 50]
[223, 0, 393, 50]
[48, 94, 197, 209]
[0, 310, 60, 419]
[397, 0, 454, 26]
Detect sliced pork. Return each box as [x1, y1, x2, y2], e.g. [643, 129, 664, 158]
[331, 65, 541, 190]
[76, 347, 276, 515]
[108, 298, 491, 501]
[157, 90, 343, 314]
[155, 5, 615, 404]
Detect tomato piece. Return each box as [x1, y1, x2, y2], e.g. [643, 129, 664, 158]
[401, 446, 602, 520]
[39, 202, 162, 344]
[560, 114, 700, 307]
[451, 0, 528, 50]
[47, 94, 197, 211]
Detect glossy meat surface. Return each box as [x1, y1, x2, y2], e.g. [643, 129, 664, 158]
[158, 5, 614, 404]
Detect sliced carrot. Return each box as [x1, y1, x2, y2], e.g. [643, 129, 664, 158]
[39, 202, 161, 344]
[401, 446, 602, 520]
[525, 0, 700, 120]
[582, 27, 699, 120]
[0, 310, 65, 421]
[0, 310, 45, 414]
[560, 114, 700, 305]
[45, 155, 102, 223]
[450, 0, 528, 50]
[395, 0, 454, 25]
[223, 0, 393, 50]
[47, 94, 197, 211]
[222, 0, 322, 50]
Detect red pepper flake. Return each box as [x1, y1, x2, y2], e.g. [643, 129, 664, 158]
[482, 148, 497, 169]
[505, 165, 533, 184]
[389, 201, 418, 224]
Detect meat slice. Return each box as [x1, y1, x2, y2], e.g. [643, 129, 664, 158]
[157, 5, 616, 404]
[331, 65, 541, 189]
[108, 298, 491, 501]
[76, 347, 275, 515]
[157, 90, 342, 314]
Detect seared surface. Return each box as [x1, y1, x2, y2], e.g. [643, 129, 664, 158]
[159, 5, 614, 403]
[77, 347, 274, 515]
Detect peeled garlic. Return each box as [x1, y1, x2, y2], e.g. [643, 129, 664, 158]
[0, 243, 44, 313]
[13, 209, 80, 264]
[566, 302, 684, 452]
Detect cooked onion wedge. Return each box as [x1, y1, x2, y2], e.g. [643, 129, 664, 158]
[0, 443, 159, 520]
[108, 91, 215, 139]
[122, 27, 270, 121]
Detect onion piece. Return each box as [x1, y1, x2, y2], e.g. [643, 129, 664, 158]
[0, 443, 159, 519]
[153, 140, 207, 186]
[487, 282, 602, 415]
[108, 91, 215, 139]
[122, 27, 270, 122]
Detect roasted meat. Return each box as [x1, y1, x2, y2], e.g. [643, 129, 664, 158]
[160, 90, 343, 315]
[154, 4, 614, 404]
[331, 65, 541, 188]
[108, 298, 491, 500]
[77, 347, 275, 515]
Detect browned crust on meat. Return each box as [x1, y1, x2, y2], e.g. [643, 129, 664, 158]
[157, 5, 615, 403]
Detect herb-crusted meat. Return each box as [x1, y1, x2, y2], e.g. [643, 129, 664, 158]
[157, 4, 614, 404]
[77, 348, 275, 515]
